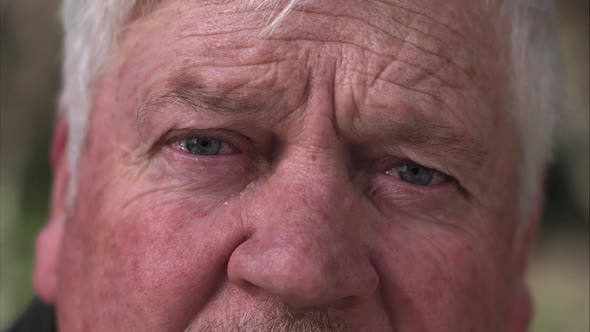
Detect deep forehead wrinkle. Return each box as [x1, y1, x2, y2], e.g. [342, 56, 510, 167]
[132, 0, 491, 90]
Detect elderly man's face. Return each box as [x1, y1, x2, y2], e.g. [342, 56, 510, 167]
[34, 0, 536, 331]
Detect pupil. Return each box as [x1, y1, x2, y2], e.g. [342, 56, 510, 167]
[183, 137, 223, 155]
[398, 164, 433, 186]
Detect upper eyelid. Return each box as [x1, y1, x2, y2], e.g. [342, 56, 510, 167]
[387, 163, 449, 179]
[155, 129, 261, 158]
[159, 128, 247, 146]
[394, 162, 445, 174]
[373, 157, 448, 175]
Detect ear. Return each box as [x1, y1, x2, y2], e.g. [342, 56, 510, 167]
[509, 177, 546, 332]
[33, 113, 69, 304]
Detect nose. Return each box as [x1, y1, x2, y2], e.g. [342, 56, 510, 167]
[227, 152, 379, 309]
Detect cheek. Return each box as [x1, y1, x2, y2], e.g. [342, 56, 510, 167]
[58, 168, 246, 331]
[58, 97, 261, 329]
[373, 220, 516, 332]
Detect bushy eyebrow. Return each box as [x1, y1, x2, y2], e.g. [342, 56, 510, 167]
[137, 72, 271, 133]
[374, 119, 489, 168]
[140, 72, 266, 115]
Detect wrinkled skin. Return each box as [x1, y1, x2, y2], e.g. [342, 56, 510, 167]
[34, 0, 541, 331]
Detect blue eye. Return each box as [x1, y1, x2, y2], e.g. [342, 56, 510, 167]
[387, 163, 447, 186]
[179, 137, 232, 155]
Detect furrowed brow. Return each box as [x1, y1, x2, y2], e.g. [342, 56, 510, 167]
[138, 73, 268, 129]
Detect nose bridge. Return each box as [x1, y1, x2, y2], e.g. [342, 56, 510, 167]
[225, 66, 379, 307]
[227, 143, 378, 308]
[262, 157, 352, 243]
[277, 145, 349, 210]
[261, 130, 363, 234]
[251, 142, 358, 260]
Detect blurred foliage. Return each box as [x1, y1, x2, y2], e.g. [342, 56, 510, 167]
[1, 0, 60, 325]
[0, 0, 588, 331]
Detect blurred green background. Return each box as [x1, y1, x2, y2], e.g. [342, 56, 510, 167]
[0, 1, 588, 331]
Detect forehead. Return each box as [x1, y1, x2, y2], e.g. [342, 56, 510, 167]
[121, 0, 507, 108]
[112, 0, 511, 171]
[126, 0, 503, 77]
[131, 0, 500, 70]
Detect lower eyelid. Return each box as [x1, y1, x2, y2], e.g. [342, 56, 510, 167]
[161, 146, 247, 174]
[155, 146, 255, 189]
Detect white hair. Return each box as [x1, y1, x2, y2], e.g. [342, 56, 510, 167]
[500, 1, 561, 224]
[60, 0, 560, 221]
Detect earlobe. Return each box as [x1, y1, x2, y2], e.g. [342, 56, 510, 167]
[33, 114, 69, 304]
[33, 218, 64, 303]
[509, 286, 532, 332]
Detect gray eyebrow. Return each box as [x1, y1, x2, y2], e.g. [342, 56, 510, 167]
[140, 73, 264, 114]
[137, 72, 270, 135]
[381, 120, 489, 168]
[384, 120, 463, 147]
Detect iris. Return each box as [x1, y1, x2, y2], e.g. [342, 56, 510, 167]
[397, 164, 434, 186]
[182, 137, 223, 155]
